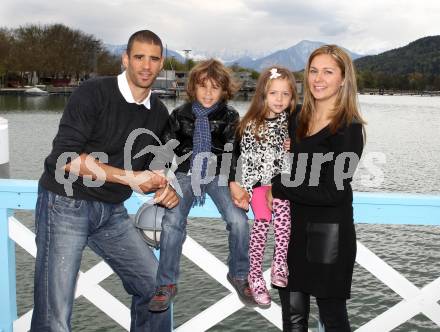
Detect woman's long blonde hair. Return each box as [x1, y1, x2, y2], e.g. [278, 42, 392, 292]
[237, 66, 297, 140]
[297, 45, 365, 140]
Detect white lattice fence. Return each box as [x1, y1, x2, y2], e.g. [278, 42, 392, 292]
[8, 214, 440, 331]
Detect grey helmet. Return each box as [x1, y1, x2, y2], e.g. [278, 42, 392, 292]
[134, 199, 165, 249]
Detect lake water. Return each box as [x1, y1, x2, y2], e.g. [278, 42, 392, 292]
[1, 94, 440, 331]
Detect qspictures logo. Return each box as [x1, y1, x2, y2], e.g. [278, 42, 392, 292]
[54, 128, 385, 196]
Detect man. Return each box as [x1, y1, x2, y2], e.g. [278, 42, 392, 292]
[31, 30, 178, 332]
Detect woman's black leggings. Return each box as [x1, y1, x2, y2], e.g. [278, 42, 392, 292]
[278, 289, 351, 332]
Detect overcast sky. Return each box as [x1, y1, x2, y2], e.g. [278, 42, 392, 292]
[2, 0, 440, 56]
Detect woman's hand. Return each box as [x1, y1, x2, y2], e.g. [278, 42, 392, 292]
[266, 187, 273, 212]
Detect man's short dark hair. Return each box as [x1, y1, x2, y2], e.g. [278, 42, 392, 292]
[126, 30, 163, 56]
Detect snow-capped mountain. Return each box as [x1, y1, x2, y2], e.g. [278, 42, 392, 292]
[186, 48, 269, 62]
[227, 40, 363, 71]
[104, 44, 185, 62]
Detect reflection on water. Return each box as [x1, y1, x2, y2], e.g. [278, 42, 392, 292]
[0, 94, 70, 112]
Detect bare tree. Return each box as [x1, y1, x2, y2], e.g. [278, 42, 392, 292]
[2, 23, 121, 85]
[0, 28, 13, 86]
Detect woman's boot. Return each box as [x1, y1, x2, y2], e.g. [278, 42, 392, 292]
[278, 289, 310, 332]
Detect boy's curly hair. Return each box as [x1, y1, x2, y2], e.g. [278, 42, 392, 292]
[186, 59, 240, 102]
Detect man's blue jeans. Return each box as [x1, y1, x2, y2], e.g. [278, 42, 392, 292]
[157, 173, 250, 285]
[31, 186, 171, 332]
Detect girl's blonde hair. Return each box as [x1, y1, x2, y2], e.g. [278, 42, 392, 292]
[237, 66, 297, 140]
[297, 44, 366, 140]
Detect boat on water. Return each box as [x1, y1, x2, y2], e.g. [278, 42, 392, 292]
[152, 88, 177, 98]
[24, 87, 49, 96]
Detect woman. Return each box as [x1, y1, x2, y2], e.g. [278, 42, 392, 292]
[268, 45, 366, 331]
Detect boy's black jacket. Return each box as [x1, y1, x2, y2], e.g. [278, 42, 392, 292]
[161, 101, 240, 181]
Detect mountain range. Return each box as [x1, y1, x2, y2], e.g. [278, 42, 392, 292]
[105, 40, 363, 72]
[226, 40, 363, 71]
[104, 43, 186, 63]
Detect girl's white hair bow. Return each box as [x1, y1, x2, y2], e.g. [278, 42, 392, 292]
[269, 68, 282, 79]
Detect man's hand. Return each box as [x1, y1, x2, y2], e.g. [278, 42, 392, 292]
[229, 181, 250, 210]
[266, 188, 273, 212]
[140, 170, 168, 192]
[119, 170, 168, 193]
[64, 153, 169, 193]
[154, 184, 179, 209]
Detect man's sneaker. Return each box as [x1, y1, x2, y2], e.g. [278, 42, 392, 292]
[148, 284, 177, 312]
[227, 273, 256, 306]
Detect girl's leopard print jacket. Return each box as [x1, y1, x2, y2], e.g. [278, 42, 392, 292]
[239, 111, 290, 198]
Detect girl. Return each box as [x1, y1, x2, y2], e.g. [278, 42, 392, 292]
[148, 59, 254, 312]
[270, 45, 365, 331]
[236, 66, 298, 306]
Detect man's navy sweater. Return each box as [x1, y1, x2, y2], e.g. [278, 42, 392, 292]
[39, 76, 169, 203]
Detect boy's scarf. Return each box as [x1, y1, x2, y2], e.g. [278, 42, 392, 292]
[191, 101, 219, 206]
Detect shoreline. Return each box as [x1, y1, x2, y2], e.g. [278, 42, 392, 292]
[2, 87, 440, 98]
[359, 89, 440, 97]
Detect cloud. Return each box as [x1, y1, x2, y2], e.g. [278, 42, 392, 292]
[1, 0, 440, 56]
[242, 0, 331, 23]
[319, 22, 349, 36]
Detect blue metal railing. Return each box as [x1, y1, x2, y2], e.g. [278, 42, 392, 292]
[1, 179, 440, 331]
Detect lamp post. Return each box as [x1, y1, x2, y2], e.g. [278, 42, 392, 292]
[182, 49, 192, 72]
